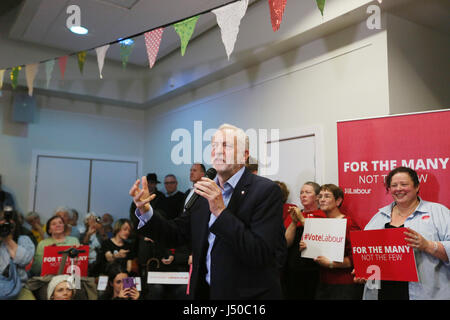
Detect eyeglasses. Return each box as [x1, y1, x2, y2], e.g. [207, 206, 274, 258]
[164, 181, 177, 185]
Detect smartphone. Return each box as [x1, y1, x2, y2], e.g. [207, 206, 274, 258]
[122, 277, 136, 289]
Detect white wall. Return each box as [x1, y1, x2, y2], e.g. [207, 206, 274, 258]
[142, 19, 391, 193]
[386, 14, 450, 114]
[0, 91, 145, 214]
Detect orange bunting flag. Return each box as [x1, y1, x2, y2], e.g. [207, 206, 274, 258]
[25, 63, 39, 96]
[268, 0, 287, 32]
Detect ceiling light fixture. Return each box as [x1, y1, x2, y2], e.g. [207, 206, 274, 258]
[70, 25, 89, 35]
[118, 38, 134, 46]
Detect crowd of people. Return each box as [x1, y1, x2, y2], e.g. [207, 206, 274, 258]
[1, 137, 449, 300]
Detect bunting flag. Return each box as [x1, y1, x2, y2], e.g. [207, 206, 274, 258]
[316, 0, 326, 16]
[0, 69, 5, 95]
[25, 63, 39, 96]
[45, 60, 55, 88]
[144, 28, 164, 68]
[58, 56, 68, 80]
[10, 66, 21, 89]
[213, 0, 249, 60]
[119, 41, 135, 68]
[77, 51, 87, 74]
[96, 44, 110, 78]
[268, 0, 287, 32]
[173, 15, 199, 56]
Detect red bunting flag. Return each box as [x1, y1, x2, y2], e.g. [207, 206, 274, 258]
[268, 0, 287, 32]
[58, 56, 68, 80]
[144, 28, 164, 69]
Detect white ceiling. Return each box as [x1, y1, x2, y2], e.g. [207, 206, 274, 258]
[6, 0, 257, 67]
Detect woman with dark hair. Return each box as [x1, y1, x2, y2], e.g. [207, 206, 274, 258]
[98, 219, 135, 275]
[100, 262, 140, 300]
[358, 166, 449, 300]
[0, 208, 36, 299]
[31, 215, 79, 276]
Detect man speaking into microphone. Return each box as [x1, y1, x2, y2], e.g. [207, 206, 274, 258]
[129, 124, 286, 299]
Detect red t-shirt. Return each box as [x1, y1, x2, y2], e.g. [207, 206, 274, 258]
[319, 215, 360, 284]
[283, 206, 326, 229]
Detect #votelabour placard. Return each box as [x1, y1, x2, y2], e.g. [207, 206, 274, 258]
[350, 228, 418, 282]
[301, 218, 347, 262]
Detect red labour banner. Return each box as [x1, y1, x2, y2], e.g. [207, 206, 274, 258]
[41, 245, 89, 277]
[350, 228, 418, 282]
[337, 110, 450, 229]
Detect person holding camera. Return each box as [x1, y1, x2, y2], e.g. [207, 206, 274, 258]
[0, 208, 36, 299]
[80, 212, 108, 277]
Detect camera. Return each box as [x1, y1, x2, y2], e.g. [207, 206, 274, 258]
[0, 207, 14, 238]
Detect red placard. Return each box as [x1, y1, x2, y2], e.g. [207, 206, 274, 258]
[41, 245, 89, 277]
[350, 228, 418, 282]
[337, 110, 450, 229]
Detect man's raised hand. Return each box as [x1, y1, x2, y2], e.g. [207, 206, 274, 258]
[129, 176, 155, 214]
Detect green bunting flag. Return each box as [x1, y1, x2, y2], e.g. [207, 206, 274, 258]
[173, 16, 199, 56]
[10, 66, 21, 89]
[77, 51, 87, 74]
[119, 41, 135, 69]
[316, 0, 326, 16]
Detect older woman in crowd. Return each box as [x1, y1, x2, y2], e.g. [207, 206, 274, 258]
[31, 215, 79, 276]
[359, 167, 449, 300]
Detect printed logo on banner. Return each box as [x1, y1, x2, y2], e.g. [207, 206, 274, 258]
[301, 218, 347, 262]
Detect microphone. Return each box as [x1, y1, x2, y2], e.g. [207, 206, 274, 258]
[184, 167, 217, 211]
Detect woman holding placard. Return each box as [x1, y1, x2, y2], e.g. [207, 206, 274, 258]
[359, 167, 449, 300]
[31, 215, 79, 277]
[309, 184, 362, 300]
[283, 181, 326, 299]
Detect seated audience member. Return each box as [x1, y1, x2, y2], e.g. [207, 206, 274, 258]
[54, 206, 80, 239]
[101, 213, 114, 239]
[160, 174, 186, 220]
[0, 208, 36, 300]
[301, 184, 362, 300]
[274, 181, 297, 228]
[47, 274, 75, 300]
[25, 211, 46, 244]
[31, 215, 80, 276]
[100, 262, 140, 300]
[356, 167, 450, 300]
[283, 182, 326, 299]
[98, 219, 135, 275]
[80, 212, 107, 277]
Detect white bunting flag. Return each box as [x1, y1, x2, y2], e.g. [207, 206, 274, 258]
[96, 44, 110, 79]
[213, 0, 249, 60]
[25, 63, 39, 96]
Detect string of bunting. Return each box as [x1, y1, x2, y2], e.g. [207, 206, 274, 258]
[0, 0, 327, 96]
